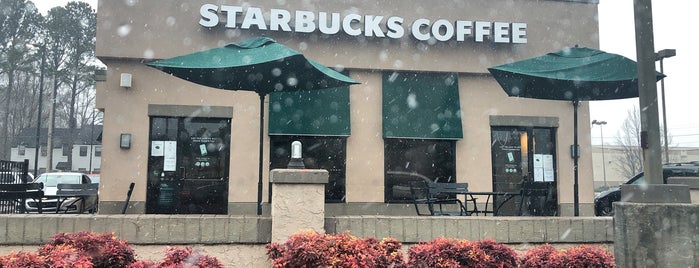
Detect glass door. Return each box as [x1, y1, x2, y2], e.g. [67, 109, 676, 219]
[491, 127, 558, 216]
[146, 117, 231, 214]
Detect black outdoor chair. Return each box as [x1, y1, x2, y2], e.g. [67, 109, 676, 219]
[428, 182, 474, 216]
[55, 183, 99, 213]
[0, 183, 44, 214]
[410, 181, 434, 216]
[410, 181, 472, 216]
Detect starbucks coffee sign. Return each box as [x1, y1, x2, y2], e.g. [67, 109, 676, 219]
[199, 4, 527, 44]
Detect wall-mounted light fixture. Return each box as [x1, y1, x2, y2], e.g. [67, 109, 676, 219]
[120, 133, 132, 149]
[120, 73, 132, 88]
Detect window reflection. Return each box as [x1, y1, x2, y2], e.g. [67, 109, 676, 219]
[270, 136, 347, 203]
[384, 139, 456, 203]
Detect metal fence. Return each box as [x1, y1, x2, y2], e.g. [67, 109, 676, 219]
[0, 159, 31, 214]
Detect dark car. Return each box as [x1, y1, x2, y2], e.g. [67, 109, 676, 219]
[594, 162, 699, 216]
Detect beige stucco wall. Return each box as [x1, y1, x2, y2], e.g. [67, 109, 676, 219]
[96, 0, 598, 215]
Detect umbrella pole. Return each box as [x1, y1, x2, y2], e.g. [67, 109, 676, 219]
[573, 100, 579, 216]
[257, 93, 265, 216]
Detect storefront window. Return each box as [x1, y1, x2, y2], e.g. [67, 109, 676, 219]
[270, 136, 347, 203]
[384, 139, 456, 203]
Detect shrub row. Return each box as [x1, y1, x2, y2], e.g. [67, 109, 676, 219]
[0, 230, 614, 267]
[266, 231, 615, 268]
[0, 231, 223, 268]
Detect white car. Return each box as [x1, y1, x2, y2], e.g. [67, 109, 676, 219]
[25, 172, 98, 213]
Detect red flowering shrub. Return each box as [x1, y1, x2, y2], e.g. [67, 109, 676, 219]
[407, 237, 489, 268]
[561, 245, 615, 268]
[158, 246, 223, 268]
[0, 251, 46, 268]
[267, 231, 331, 267]
[519, 244, 564, 268]
[475, 239, 519, 268]
[38, 231, 135, 268]
[42, 244, 93, 268]
[379, 237, 406, 267]
[125, 260, 158, 268]
[123, 247, 222, 268]
[266, 231, 405, 268]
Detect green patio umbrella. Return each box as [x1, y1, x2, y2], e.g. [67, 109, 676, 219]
[147, 37, 359, 215]
[488, 46, 664, 216]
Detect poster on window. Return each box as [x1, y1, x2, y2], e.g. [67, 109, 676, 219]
[190, 136, 218, 169]
[533, 154, 544, 182]
[163, 141, 177, 171]
[543, 154, 554, 182]
[151, 141, 164, 156]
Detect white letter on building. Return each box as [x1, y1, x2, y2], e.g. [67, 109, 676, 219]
[364, 15, 385, 37]
[493, 22, 510, 43]
[342, 14, 362, 36]
[431, 19, 454, 41]
[199, 4, 219, 27]
[455, 20, 472, 41]
[241, 7, 268, 30]
[411, 18, 431, 41]
[270, 9, 292, 31]
[295, 10, 316, 33]
[220, 5, 242, 28]
[386, 16, 404, 39]
[511, 23, 527, 44]
[318, 12, 341, 34]
[474, 21, 491, 42]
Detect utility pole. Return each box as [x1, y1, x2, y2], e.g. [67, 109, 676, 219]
[46, 77, 56, 171]
[32, 44, 46, 176]
[633, 0, 663, 184]
[655, 48, 676, 163]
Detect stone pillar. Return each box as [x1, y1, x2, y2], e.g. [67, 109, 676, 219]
[614, 185, 695, 267]
[270, 169, 328, 242]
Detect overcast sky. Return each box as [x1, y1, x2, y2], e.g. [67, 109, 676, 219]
[34, 0, 698, 147]
[595, 0, 697, 148]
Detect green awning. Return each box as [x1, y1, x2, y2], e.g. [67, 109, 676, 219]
[268, 87, 350, 136]
[382, 72, 463, 139]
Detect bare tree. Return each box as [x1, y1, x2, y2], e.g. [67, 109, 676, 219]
[0, 0, 98, 167]
[61, 1, 97, 169]
[0, 0, 42, 159]
[614, 105, 675, 178]
[614, 106, 644, 178]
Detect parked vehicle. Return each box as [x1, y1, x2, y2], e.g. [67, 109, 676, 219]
[387, 171, 436, 201]
[594, 162, 699, 216]
[87, 174, 101, 184]
[24, 172, 98, 213]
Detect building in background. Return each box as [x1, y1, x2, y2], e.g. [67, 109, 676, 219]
[10, 126, 102, 174]
[591, 145, 699, 190]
